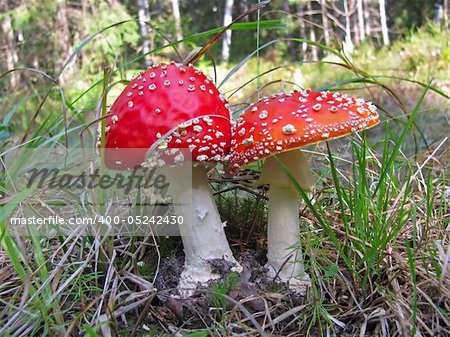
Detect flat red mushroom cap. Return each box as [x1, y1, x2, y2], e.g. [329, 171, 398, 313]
[102, 62, 232, 169]
[229, 90, 380, 171]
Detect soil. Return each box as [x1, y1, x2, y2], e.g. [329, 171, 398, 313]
[146, 247, 310, 335]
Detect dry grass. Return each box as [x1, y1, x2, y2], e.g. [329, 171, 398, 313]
[1, 135, 448, 336]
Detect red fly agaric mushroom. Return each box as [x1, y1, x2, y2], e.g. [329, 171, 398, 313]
[228, 90, 380, 289]
[102, 62, 241, 293]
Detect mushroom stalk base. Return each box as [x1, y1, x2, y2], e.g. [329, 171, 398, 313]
[265, 184, 310, 289]
[167, 165, 242, 296]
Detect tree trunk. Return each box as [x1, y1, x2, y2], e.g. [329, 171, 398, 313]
[297, 3, 308, 56]
[0, 2, 19, 88]
[357, 0, 365, 42]
[171, 0, 183, 42]
[444, 0, 449, 29]
[306, 0, 318, 61]
[137, 0, 152, 67]
[320, 0, 331, 47]
[363, 0, 371, 37]
[379, 0, 390, 45]
[221, 0, 234, 63]
[283, 0, 296, 59]
[56, 0, 75, 83]
[343, 0, 354, 53]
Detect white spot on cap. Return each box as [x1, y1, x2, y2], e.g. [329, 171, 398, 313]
[148, 84, 156, 91]
[196, 155, 208, 161]
[282, 124, 297, 135]
[322, 132, 330, 138]
[164, 80, 171, 86]
[243, 136, 254, 146]
[215, 131, 224, 138]
[193, 125, 203, 133]
[259, 110, 268, 119]
[209, 89, 214, 94]
[128, 101, 134, 108]
[356, 107, 365, 115]
[178, 80, 184, 85]
[251, 106, 258, 112]
[149, 72, 156, 78]
[200, 85, 206, 91]
[313, 103, 322, 111]
[155, 108, 161, 114]
[126, 92, 132, 97]
[188, 84, 195, 91]
[329, 106, 338, 112]
[238, 128, 246, 136]
[111, 115, 118, 124]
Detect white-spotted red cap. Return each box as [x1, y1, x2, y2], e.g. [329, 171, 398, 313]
[102, 62, 231, 169]
[228, 90, 380, 172]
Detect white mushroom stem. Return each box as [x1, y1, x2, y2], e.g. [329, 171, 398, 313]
[165, 164, 242, 296]
[259, 150, 314, 289]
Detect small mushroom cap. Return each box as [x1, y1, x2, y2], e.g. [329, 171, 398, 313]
[102, 62, 232, 170]
[228, 90, 380, 172]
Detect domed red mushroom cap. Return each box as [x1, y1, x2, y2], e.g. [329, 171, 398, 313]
[229, 90, 380, 170]
[102, 62, 231, 169]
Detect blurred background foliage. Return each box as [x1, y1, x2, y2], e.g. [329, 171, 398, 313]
[0, 0, 449, 139]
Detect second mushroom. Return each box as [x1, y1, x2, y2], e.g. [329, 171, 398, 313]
[228, 90, 380, 289]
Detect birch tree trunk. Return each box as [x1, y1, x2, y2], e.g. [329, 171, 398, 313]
[306, 0, 318, 61]
[356, 0, 365, 42]
[320, 0, 331, 47]
[0, 1, 18, 88]
[343, 0, 354, 53]
[297, 2, 307, 56]
[171, 0, 183, 42]
[379, 0, 390, 45]
[222, 0, 234, 63]
[137, 0, 152, 67]
[445, 0, 449, 29]
[363, 0, 371, 37]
